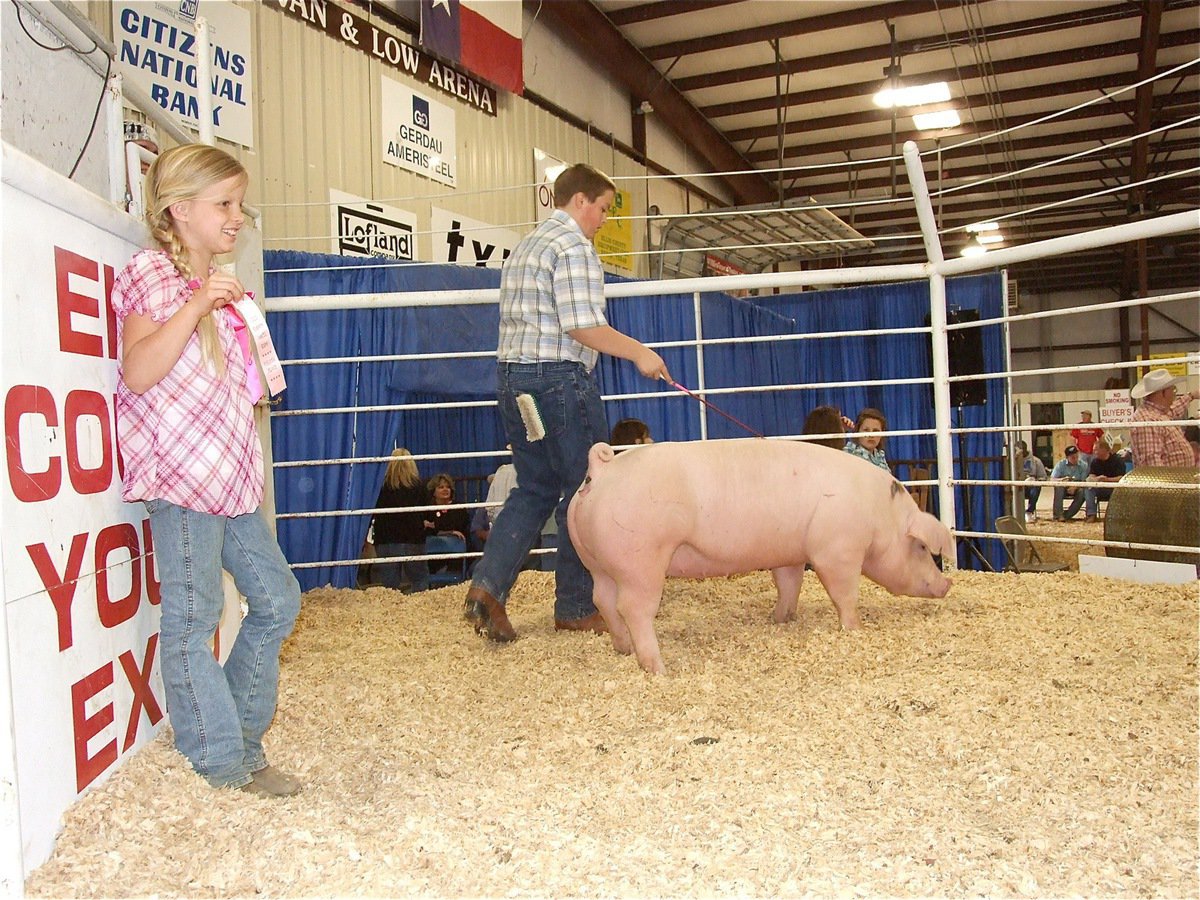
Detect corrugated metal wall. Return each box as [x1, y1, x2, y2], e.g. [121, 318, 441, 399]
[89, 1, 715, 278]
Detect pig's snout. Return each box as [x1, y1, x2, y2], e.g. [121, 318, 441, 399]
[928, 574, 952, 599]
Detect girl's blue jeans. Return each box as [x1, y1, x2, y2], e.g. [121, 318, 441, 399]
[471, 361, 608, 622]
[146, 499, 301, 789]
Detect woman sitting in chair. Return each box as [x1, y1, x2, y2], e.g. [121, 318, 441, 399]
[425, 473, 470, 540]
[425, 474, 471, 578]
[373, 449, 431, 594]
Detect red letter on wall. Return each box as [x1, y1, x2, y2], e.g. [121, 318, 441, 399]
[4, 384, 61, 502]
[72, 663, 117, 792]
[142, 518, 161, 606]
[64, 389, 114, 495]
[95, 523, 141, 629]
[55, 246, 104, 358]
[28, 533, 87, 652]
[120, 633, 162, 751]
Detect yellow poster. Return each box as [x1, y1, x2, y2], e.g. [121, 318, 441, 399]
[1136, 352, 1191, 380]
[594, 189, 633, 272]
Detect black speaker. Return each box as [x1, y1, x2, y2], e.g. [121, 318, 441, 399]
[926, 309, 986, 407]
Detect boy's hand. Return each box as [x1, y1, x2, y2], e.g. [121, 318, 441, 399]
[636, 347, 670, 382]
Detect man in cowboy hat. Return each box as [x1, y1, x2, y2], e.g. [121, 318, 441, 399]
[1128, 368, 1197, 468]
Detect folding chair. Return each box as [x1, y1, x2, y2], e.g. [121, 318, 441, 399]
[994, 516, 1069, 573]
[908, 466, 931, 512]
[425, 534, 469, 587]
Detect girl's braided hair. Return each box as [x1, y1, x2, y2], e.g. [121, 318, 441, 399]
[143, 144, 247, 374]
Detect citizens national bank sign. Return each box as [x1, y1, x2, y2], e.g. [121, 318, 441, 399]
[271, 0, 498, 116]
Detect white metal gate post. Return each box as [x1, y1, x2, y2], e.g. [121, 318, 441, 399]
[902, 141, 959, 555]
[691, 290, 708, 440]
[194, 18, 215, 146]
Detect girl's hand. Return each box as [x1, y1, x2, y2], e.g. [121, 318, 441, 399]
[190, 272, 244, 315]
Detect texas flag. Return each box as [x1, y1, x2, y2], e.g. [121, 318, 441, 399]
[420, 0, 524, 95]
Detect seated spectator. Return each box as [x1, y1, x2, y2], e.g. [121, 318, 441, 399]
[1070, 410, 1105, 466]
[1014, 440, 1048, 523]
[472, 455, 518, 550]
[1129, 369, 1197, 467]
[802, 405, 847, 450]
[1050, 445, 1089, 521]
[610, 418, 653, 449]
[843, 407, 889, 471]
[372, 449, 431, 594]
[473, 454, 553, 572]
[470, 505, 491, 555]
[425, 473, 471, 540]
[1085, 439, 1125, 522]
[425, 472, 472, 578]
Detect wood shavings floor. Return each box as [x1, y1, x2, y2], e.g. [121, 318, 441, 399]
[27, 570, 1198, 899]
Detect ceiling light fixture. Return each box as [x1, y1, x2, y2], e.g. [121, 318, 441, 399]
[873, 81, 951, 108]
[966, 221, 999, 233]
[977, 233, 1005, 245]
[960, 236, 987, 257]
[913, 109, 961, 131]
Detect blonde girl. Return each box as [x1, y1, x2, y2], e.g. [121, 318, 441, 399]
[371, 449, 431, 593]
[111, 144, 301, 797]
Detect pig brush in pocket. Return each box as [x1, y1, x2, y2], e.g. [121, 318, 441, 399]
[516, 393, 546, 442]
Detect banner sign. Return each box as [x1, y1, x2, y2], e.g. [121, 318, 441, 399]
[329, 189, 416, 261]
[534, 148, 567, 222]
[431, 208, 517, 268]
[704, 253, 749, 297]
[113, 1, 255, 147]
[594, 189, 633, 272]
[2, 165, 243, 871]
[1101, 389, 1134, 424]
[381, 77, 457, 187]
[271, 0, 498, 116]
[1136, 352, 1192, 380]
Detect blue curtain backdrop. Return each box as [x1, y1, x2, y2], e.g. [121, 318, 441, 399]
[265, 251, 1005, 587]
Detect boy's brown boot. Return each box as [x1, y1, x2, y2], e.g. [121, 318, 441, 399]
[464, 585, 516, 642]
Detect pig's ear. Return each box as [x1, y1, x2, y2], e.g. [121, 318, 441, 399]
[908, 511, 954, 559]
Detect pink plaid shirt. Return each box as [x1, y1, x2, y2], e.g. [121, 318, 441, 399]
[1129, 391, 1197, 468]
[111, 249, 264, 515]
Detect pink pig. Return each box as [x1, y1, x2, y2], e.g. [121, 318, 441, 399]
[567, 439, 955, 674]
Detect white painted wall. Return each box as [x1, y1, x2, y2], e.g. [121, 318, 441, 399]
[0, 2, 113, 197]
[1011, 286, 1198, 394]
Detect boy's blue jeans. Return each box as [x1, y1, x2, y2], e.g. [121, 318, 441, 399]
[146, 500, 301, 789]
[471, 361, 608, 622]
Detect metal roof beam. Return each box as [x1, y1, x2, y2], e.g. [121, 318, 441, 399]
[703, 28, 1198, 120]
[529, 0, 775, 206]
